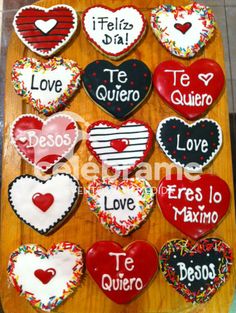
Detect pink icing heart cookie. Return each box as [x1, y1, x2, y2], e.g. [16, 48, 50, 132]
[82, 5, 147, 60]
[8, 173, 79, 235]
[8, 242, 84, 311]
[12, 57, 81, 116]
[13, 5, 78, 57]
[150, 3, 216, 58]
[86, 119, 153, 176]
[10, 114, 79, 172]
[86, 177, 154, 236]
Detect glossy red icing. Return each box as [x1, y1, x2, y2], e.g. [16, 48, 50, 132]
[32, 193, 54, 212]
[34, 268, 56, 284]
[153, 59, 225, 120]
[110, 139, 129, 152]
[174, 22, 192, 34]
[86, 241, 158, 304]
[157, 174, 230, 239]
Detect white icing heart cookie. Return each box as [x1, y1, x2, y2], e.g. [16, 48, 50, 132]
[8, 242, 84, 312]
[8, 174, 79, 235]
[82, 5, 147, 59]
[86, 177, 154, 235]
[150, 3, 216, 58]
[12, 57, 81, 115]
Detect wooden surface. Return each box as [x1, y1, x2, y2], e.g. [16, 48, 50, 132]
[0, 0, 236, 312]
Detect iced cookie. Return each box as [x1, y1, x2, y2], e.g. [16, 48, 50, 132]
[153, 59, 225, 120]
[13, 5, 78, 57]
[86, 241, 158, 303]
[150, 3, 216, 58]
[8, 173, 79, 235]
[12, 57, 81, 116]
[83, 59, 152, 120]
[86, 177, 154, 236]
[87, 119, 153, 176]
[8, 242, 84, 311]
[82, 5, 147, 59]
[157, 174, 230, 239]
[159, 238, 233, 303]
[156, 117, 222, 172]
[10, 114, 79, 172]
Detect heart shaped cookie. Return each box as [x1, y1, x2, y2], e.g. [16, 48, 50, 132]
[86, 241, 158, 303]
[13, 5, 78, 57]
[8, 242, 84, 311]
[150, 3, 216, 58]
[10, 114, 79, 172]
[153, 59, 225, 120]
[8, 173, 79, 235]
[159, 238, 233, 303]
[83, 59, 152, 119]
[12, 57, 81, 116]
[82, 5, 147, 59]
[86, 177, 154, 236]
[86, 120, 153, 176]
[156, 117, 222, 172]
[157, 174, 230, 239]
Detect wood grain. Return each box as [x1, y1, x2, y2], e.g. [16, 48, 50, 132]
[0, 1, 236, 312]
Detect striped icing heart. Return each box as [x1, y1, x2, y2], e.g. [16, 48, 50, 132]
[13, 5, 78, 57]
[86, 120, 153, 176]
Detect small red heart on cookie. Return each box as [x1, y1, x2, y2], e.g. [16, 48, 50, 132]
[34, 268, 56, 284]
[86, 241, 158, 303]
[174, 22, 192, 34]
[32, 193, 54, 212]
[110, 139, 129, 152]
[153, 59, 225, 120]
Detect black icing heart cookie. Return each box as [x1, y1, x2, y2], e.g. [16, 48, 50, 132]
[156, 117, 222, 172]
[159, 238, 233, 303]
[83, 60, 152, 120]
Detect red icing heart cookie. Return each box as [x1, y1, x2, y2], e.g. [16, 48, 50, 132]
[153, 59, 225, 120]
[159, 238, 233, 303]
[86, 177, 154, 236]
[13, 5, 78, 57]
[87, 120, 153, 176]
[86, 241, 158, 303]
[12, 57, 81, 116]
[157, 174, 230, 239]
[150, 3, 216, 58]
[8, 242, 84, 311]
[82, 6, 147, 60]
[10, 114, 79, 172]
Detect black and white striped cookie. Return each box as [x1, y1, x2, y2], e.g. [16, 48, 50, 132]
[8, 173, 79, 235]
[86, 120, 153, 175]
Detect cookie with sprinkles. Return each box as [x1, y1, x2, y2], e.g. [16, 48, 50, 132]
[159, 238, 233, 303]
[86, 240, 158, 303]
[82, 5, 147, 60]
[86, 119, 153, 177]
[12, 57, 81, 116]
[150, 2, 216, 58]
[13, 5, 78, 57]
[156, 117, 222, 172]
[7, 242, 84, 312]
[83, 59, 152, 120]
[8, 173, 80, 235]
[86, 177, 154, 236]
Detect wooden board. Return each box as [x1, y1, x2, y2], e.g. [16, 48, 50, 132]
[1, 0, 236, 312]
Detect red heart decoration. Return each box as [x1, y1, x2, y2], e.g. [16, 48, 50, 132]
[13, 5, 78, 57]
[157, 174, 230, 240]
[86, 120, 153, 176]
[10, 114, 79, 172]
[174, 22, 192, 34]
[86, 241, 158, 304]
[34, 268, 56, 284]
[32, 193, 54, 212]
[153, 59, 225, 120]
[110, 139, 129, 152]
